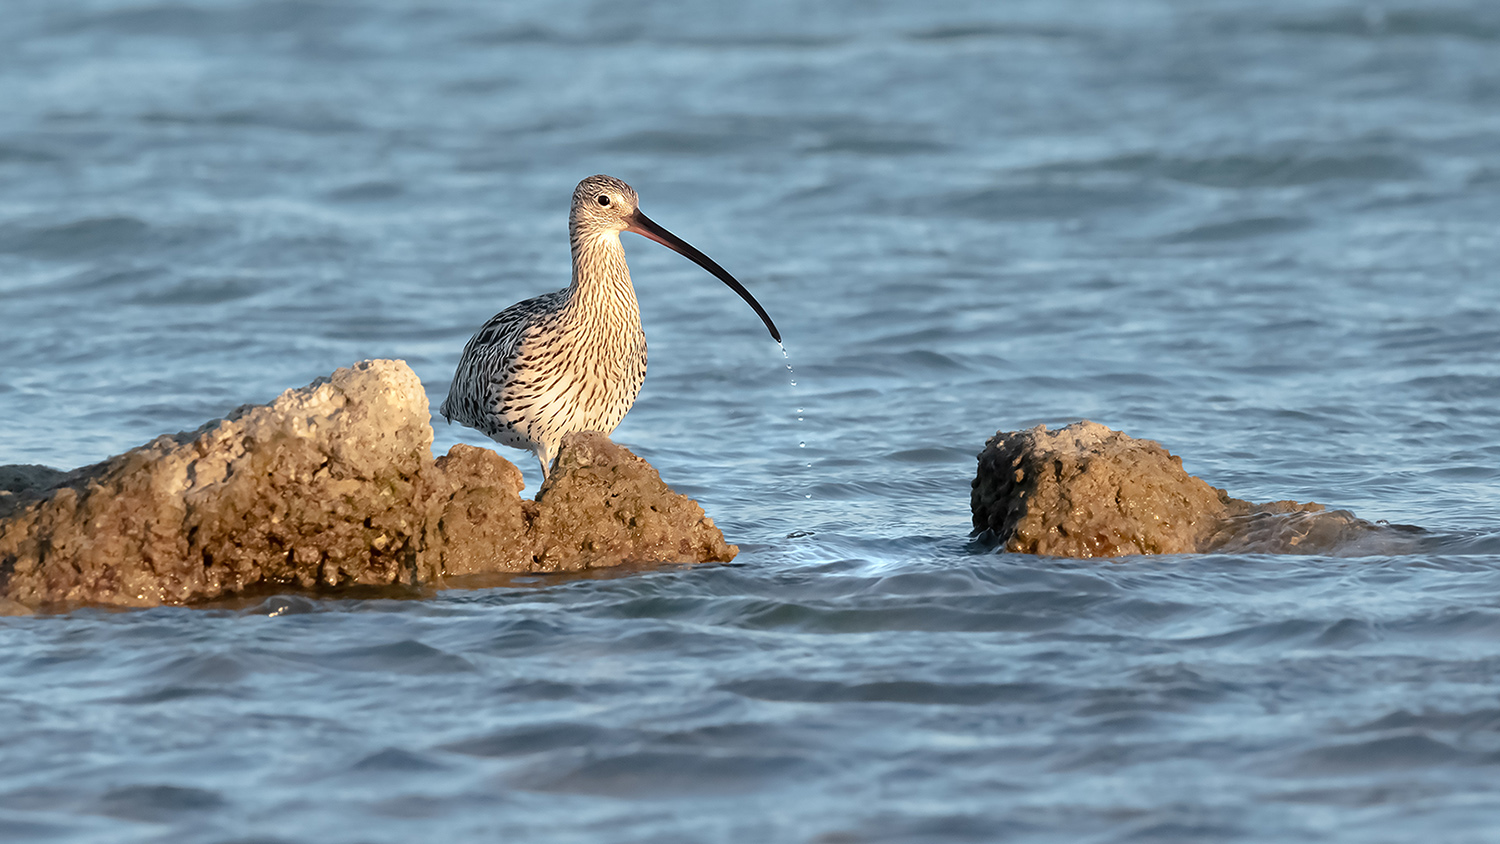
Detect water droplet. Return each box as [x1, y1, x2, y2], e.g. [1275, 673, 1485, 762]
[780, 344, 811, 505]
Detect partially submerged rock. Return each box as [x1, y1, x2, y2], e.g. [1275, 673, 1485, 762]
[426, 434, 735, 576]
[972, 421, 1411, 558]
[0, 360, 734, 611]
[528, 432, 737, 571]
[0, 360, 435, 609]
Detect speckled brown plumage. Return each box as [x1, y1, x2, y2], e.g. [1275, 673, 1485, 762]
[441, 175, 779, 480]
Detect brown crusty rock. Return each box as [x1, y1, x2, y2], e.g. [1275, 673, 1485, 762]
[527, 431, 737, 571]
[0, 360, 438, 608]
[0, 464, 66, 521]
[421, 435, 736, 575]
[972, 421, 1332, 558]
[0, 360, 735, 611]
[424, 444, 533, 577]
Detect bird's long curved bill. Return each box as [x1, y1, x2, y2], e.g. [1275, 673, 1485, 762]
[627, 210, 781, 343]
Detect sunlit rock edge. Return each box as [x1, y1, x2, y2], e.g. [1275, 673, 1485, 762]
[0, 360, 735, 613]
[972, 421, 1427, 559]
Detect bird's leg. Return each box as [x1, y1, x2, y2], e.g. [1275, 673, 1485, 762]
[535, 443, 553, 483]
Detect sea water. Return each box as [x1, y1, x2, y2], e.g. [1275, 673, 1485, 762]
[2, 1, 1500, 841]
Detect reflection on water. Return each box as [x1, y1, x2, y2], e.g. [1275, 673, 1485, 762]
[2, 0, 1500, 841]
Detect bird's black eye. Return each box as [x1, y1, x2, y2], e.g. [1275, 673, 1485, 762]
[597, 195, 610, 207]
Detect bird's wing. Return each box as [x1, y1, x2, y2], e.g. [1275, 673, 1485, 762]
[442, 289, 566, 425]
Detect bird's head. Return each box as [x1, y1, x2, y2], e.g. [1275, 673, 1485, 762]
[566, 174, 781, 343]
[570, 174, 640, 235]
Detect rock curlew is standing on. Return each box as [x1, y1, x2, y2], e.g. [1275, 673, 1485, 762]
[440, 175, 780, 481]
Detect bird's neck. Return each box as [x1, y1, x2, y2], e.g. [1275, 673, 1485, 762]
[567, 227, 640, 322]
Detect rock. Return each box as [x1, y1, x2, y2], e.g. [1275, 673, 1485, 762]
[425, 444, 532, 577]
[0, 360, 438, 609]
[0, 464, 66, 520]
[0, 464, 66, 496]
[1204, 507, 1426, 556]
[973, 421, 1231, 556]
[528, 431, 737, 572]
[0, 360, 735, 611]
[424, 433, 736, 575]
[971, 420, 1359, 558]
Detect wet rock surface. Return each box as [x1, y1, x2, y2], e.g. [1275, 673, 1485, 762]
[0, 360, 734, 611]
[527, 431, 737, 572]
[426, 434, 736, 576]
[972, 421, 1412, 558]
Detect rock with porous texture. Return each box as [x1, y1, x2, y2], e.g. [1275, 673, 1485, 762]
[0, 360, 437, 608]
[0, 360, 735, 611]
[972, 421, 1337, 557]
[528, 431, 737, 571]
[424, 444, 533, 577]
[0, 465, 66, 521]
[422, 435, 735, 575]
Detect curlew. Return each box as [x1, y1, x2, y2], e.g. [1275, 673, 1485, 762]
[440, 175, 780, 481]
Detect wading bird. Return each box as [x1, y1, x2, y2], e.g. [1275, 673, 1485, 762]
[440, 175, 780, 481]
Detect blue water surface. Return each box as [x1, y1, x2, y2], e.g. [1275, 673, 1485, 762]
[2, 0, 1500, 841]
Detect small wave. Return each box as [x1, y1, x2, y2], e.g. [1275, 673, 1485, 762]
[668, 32, 849, 50]
[720, 677, 1063, 706]
[131, 278, 263, 306]
[602, 128, 765, 156]
[1177, 618, 1376, 650]
[0, 217, 148, 260]
[937, 183, 1157, 221]
[1021, 149, 1421, 188]
[466, 24, 568, 46]
[906, 23, 1076, 42]
[93, 785, 225, 823]
[1396, 609, 1500, 639]
[733, 599, 1066, 633]
[0, 815, 84, 840]
[323, 181, 406, 203]
[808, 134, 946, 156]
[441, 723, 624, 758]
[54, 1, 359, 39]
[351, 747, 449, 773]
[139, 108, 363, 134]
[1295, 734, 1469, 774]
[1399, 373, 1500, 403]
[1163, 216, 1309, 243]
[524, 749, 820, 797]
[821, 349, 970, 377]
[104, 685, 236, 705]
[1161, 152, 1421, 188]
[0, 144, 61, 164]
[1275, 9, 1500, 41]
[886, 446, 977, 464]
[139, 651, 252, 686]
[1349, 707, 1500, 735]
[297, 639, 474, 675]
[1429, 531, 1500, 554]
